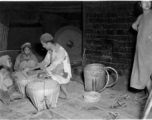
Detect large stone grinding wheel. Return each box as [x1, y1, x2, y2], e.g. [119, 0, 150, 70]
[54, 26, 82, 62]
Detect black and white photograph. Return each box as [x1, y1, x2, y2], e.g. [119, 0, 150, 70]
[0, 0, 152, 119]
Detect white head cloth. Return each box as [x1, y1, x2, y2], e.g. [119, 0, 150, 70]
[0, 55, 11, 67]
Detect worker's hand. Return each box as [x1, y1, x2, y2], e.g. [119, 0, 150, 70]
[34, 69, 44, 74]
[20, 68, 31, 72]
[24, 68, 30, 71]
[132, 23, 138, 31]
[37, 72, 47, 79]
[38, 62, 47, 69]
[27, 70, 37, 76]
[30, 65, 40, 71]
[148, 34, 152, 42]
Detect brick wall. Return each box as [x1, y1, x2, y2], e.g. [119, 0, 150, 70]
[83, 1, 138, 75]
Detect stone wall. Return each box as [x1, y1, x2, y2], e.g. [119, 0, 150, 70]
[83, 1, 138, 75]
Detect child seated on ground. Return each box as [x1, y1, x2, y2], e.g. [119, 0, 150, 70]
[14, 42, 38, 71]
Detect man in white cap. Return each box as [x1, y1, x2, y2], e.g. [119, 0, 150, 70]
[29, 33, 72, 99]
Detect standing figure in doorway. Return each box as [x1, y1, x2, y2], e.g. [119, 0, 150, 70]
[131, 1, 152, 99]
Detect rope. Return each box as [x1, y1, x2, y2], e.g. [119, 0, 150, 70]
[43, 80, 46, 110]
[39, 80, 45, 110]
[40, 79, 50, 110]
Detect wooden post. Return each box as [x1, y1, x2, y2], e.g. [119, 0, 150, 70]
[142, 89, 152, 119]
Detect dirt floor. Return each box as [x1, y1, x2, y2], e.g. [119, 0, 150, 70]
[0, 70, 152, 119]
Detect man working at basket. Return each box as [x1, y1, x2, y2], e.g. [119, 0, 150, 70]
[28, 33, 72, 99]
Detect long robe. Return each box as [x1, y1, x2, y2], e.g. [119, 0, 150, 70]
[131, 11, 152, 89]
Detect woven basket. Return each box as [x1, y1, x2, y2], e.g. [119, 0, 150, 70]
[83, 91, 101, 103]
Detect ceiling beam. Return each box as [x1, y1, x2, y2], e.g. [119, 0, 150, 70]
[39, 8, 82, 13]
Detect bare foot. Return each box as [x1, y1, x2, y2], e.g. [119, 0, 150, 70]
[59, 92, 73, 100]
[59, 93, 67, 99]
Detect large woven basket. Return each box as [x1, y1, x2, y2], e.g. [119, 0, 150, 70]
[83, 91, 101, 103]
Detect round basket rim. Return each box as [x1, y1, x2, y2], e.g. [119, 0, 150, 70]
[83, 91, 101, 102]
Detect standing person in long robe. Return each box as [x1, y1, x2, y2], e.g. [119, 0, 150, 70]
[131, 1, 152, 98]
[28, 33, 72, 99]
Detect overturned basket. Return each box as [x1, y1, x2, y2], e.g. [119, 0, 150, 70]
[83, 91, 101, 103]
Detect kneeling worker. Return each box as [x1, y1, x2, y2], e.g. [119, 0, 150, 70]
[29, 33, 72, 99]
